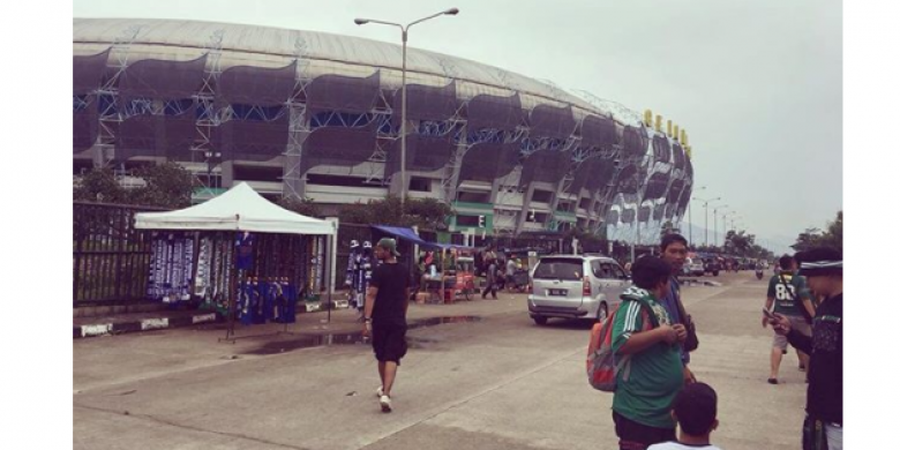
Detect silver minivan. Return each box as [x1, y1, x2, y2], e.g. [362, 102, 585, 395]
[527, 255, 631, 325]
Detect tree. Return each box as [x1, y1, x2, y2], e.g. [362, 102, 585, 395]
[367, 195, 408, 226]
[278, 196, 322, 218]
[791, 227, 824, 252]
[791, 211, 842, 252]
[73, 167, 127, 203]
[404, 197, 455, 230]
[338, 201, 376, 225]
[128, 162, 194, 209]
[337, 195, 456, 230]
[821, 210, 843, 250]
[725, 230, 755, 256]
[75, 163, 194, 208]
[659, 220, 681, 240]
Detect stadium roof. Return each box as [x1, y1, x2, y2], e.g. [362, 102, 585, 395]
[73, 18, 642, 124]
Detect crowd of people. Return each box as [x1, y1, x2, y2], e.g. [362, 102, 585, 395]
[358, 232, 842, 450]
[478, 245, 529, 296]
[606, 233, 842, 450]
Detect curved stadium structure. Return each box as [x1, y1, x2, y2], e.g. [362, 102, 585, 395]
[73, 18, 694, 239]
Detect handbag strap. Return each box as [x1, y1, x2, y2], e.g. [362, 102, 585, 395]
[672, 279, 690, 324]
[781, 272, 819, 320]
[778, 272, 798, 302]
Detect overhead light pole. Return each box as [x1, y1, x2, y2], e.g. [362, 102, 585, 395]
[713, 203, 728, 250]
[687, 185, 705, 248]
[354, 7, 460, 206]
[692, 195, 720, 248]
[721, 209, 736, 247]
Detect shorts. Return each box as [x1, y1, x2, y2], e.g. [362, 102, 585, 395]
[773, 316, 812, 350]
[612, 411, 676, 450]
[372, 319, 408, 364]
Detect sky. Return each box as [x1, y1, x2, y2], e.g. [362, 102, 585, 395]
[72, 0, 843, 253]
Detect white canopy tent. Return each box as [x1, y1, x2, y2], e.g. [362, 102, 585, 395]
[134, 182, 338, 341]
[134, 182, 335, 236]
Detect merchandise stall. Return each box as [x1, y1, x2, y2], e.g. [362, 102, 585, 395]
[371, 226, 474, 303]
[448, 246, 477, 301]
[135, 182, 337, 341]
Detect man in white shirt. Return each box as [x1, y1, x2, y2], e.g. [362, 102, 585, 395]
[648, 383, 723, 450]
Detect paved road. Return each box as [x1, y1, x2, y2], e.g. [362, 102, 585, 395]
[74, 272, 807, 449]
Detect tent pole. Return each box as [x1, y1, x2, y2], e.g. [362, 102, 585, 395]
[440, 247, 446, 303]
[326, 218, 339, 324]
[228, 240, 237, 342]
[220, 232, 238, 343]
[326, 235, 332, 324]
[189, 232, 200, 302]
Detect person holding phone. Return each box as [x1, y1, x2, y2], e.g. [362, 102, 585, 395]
[769, 247, 842, 450]
[762, 254, 814, 384]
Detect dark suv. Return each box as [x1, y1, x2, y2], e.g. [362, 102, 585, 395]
[703, 258, 721, 276]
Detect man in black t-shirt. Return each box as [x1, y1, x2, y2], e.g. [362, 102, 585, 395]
[770, 247, 842, 450]
[363, 237, 411, 413]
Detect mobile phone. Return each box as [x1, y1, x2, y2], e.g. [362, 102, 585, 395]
[762, 308, 776, 319]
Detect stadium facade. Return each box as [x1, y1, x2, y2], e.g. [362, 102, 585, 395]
[73, 18, 694, 240]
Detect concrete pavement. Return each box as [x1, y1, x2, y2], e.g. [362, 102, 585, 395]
[74, 272, 808, 449]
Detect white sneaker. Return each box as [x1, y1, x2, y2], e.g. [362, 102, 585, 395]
[376, 386, 384, 398]
[379, 394, 392, 413]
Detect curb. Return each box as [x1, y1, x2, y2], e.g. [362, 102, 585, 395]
[73, 302, 351, 339]
[74, 312, 220, 339]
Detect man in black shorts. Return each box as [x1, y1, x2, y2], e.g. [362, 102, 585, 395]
[362, 237, 411, 413]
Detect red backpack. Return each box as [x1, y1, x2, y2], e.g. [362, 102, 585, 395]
[586, 299, 657, 392]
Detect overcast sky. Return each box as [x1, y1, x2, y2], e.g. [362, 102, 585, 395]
[73, 0, 842, 251]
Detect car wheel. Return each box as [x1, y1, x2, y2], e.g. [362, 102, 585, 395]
[597, 303, 609, 323]
[533, 316, 548, 326]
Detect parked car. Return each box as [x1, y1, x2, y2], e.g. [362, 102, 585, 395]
[703, 258, 721, 276]
[527, 255, 631, 325]
[685, 257, 705, 277]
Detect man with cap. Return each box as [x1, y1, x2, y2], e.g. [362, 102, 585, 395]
[362, 237, 411, 413]
[769, 247, 842, 450]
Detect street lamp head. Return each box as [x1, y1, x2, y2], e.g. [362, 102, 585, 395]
[354, 18, 369, 25]
[444, 7, 460, 15]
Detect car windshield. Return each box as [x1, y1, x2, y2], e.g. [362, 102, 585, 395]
[533, 259, 582, 281]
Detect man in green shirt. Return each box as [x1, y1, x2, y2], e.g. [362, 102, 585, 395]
[611, 256, 687, 450]
[763, 254, 815, 384]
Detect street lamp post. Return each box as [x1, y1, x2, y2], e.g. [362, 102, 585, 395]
[692, 195, 720, 248]
[631, 199, 642, 263]
[355, 7, 459, 206]
[713, 204, 728, 249]
[631, 171, 652, 262]
[205, 150, 221, 191]
[687, 186, 706, 248]
[721, 210, 735, 247]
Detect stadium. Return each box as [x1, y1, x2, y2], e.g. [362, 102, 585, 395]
[73, 18, 695, 240]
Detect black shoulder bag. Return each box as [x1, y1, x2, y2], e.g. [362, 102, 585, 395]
[674, 282, 699, 352]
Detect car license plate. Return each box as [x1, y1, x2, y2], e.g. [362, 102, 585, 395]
[548, 289, 567, 296]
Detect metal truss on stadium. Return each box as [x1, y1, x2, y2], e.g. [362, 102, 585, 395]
[74, 19, 695, 239]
